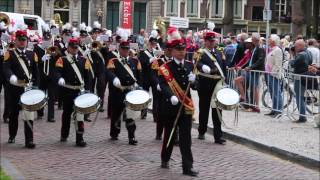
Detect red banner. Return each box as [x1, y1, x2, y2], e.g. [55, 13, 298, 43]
[122, 0, 132, 29]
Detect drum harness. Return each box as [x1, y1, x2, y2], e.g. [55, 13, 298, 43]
[13, 49, 36, 131]
[202, 49, 239, 128]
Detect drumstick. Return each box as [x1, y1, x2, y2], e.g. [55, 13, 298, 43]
[166, 50, 202, 149]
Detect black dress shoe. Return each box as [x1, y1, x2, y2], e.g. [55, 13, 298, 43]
[25, 141, 36, 149]
[198, 134, 205, 140]
[129, 138, 138, 145]
[60, 137, 67, 142]
[155, 135, 162, 140]
[76, 140, 87, 147]
[293, 118, 307, 123]
[110, 136, 118, 141]
[161, 161, 169, 168]
[84, 118, 92, 122]
[264, 111, 275, 116]
[8, 137, 15, 143]
[183, 168, 199, 177]
[3, 117, 8, 124]
[215, 139, 226, 145]
[47, 118, 55, 122]
[98, 108, 104, 112]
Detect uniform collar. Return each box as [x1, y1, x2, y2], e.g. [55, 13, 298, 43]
[174, 58, 184, 65]
[17, 48, 26, 54]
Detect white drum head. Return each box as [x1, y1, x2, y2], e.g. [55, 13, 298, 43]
[74, 93, 99, 108]
[20, 89, 45, 105]
[216, 88, 239, 106]
[126, 90, 150, 104]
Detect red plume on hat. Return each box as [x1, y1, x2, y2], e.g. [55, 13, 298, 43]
[16, 30, 27, 37]
[68, 37, 80, 47]
[167, 27, 185, 48]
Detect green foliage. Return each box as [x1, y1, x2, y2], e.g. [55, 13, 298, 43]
[0, 167, 11, 180]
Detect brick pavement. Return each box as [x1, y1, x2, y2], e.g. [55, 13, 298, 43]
[0, 103, 319, 180]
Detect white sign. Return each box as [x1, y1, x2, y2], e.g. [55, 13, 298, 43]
[263, 10, 272, 21]
[169, 17, 189, 29]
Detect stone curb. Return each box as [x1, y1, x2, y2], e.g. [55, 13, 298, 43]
[192, 122, 320, 171]
[1, 157, 25, 180]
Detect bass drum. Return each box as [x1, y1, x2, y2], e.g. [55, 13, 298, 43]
[125, 90, 151, 111]
[74, 93, 101, 114]
[20, 89, 47, 111]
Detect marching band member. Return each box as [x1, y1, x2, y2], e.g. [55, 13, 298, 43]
[0, 21, 10, 123]
[106, 28, 141, 145]
[150, 41, 173, 140]
[91, 21, 102, 41]
[2, 29, 40, 148]
[158, 29, 198, 176]
[34, 25, 60, 122]
[138, 30, 159, 119]
[55, 38, 92, 147]
[197, 31, 226, 144]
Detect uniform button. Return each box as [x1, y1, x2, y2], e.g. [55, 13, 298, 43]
[183, 82, 186, 85]
[182, 75, 185, 78]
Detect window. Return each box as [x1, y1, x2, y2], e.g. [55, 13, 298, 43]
[107, 2, 119, 32]
[0, 0, 14, 12]
[273, 0, 291, 23]
[187, 0, 198, 17]
[24, 18, 38, 30]
[34, 0, 42, 16]
[252, 6, 263, 21]
[133, 2, 146, 34]
[53, 0, 69, 24]
[234, 0, 242, 18]
[81, 0, 89, 25]
[211, 0, 223, 18]
[166, 0, 178, 17]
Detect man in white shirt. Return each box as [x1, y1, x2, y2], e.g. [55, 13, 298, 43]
[307, 39, 320, 66]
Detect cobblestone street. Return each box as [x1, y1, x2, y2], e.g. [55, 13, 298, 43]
[0, 96, 319, 179]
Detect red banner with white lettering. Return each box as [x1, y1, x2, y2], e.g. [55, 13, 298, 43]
[122, 0, 132, 29]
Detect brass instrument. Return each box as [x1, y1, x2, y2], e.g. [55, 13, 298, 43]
[152, 16, 166, 39]
[0, 13, 10, 27]
[91, 41, 102, 51]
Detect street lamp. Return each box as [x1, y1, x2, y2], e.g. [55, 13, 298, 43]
[96, 8, 103, 24]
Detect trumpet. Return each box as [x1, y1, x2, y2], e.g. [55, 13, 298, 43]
[91, 41, 102, 51]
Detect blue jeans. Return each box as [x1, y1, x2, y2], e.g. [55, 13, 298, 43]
[265, 74, 283, 112]
[294, 80, 306, 119]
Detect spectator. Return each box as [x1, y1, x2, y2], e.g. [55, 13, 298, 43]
[264, 34, 284, 117]
[136, 28, 145, 50]
[307, 38, 320, 66]
[229, 33, 248, 67]
[290, 39, 313, 123]
[244, 33, 265, 113]
[224, 38, 236, 67]
[233, 38, 254, 102]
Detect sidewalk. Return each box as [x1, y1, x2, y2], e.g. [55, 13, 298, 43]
[0, 90, 319, 179]
[191, 90, 320, 167]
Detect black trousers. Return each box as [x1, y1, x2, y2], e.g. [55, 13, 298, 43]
[161, 112, 193, 170]
[2, 83, 10, 120]
[7, 85, 34, 143]
[154, 91, 164, 138]
[197, 78, 223, 141]
[96, 75, 107, 109]
[109, 91, 136, 139]
[141, 82, 152, 118]
[37, 81, 56, 120]
[61, 88, 84, 139]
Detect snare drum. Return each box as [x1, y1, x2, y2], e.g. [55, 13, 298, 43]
[20, 89, 47, 111]
[124, 90, 151, 111]
[215, 88, 240, 110]
[74, 93, 101, 114]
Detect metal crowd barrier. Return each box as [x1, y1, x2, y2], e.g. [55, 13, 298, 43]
[226, 69, 319, 125]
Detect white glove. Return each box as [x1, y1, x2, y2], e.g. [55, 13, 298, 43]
[41, 54, 50, 61]
[156, 84, 161, 91]
[9, 75, 17, 85]
[113, 77, 122, 88]
[202, 65, 211, 74]
[170, 96, 179, 106]
[149, 57, 157, 64]
[84, 49, 90, 56]
[133, 82, 139, 88]
[58, 78, 65, 86]
[188, 72, 196, 83]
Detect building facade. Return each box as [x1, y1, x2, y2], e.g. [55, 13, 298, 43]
[0, 0, 161, 33]
[0, 0, 319, 37]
